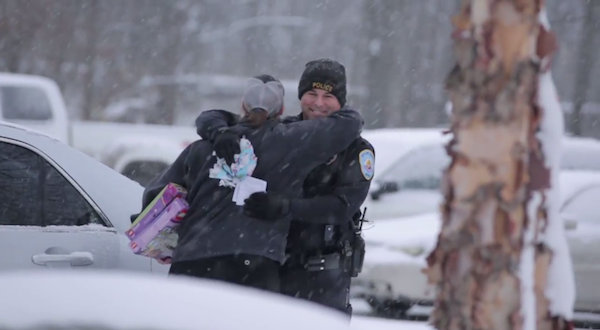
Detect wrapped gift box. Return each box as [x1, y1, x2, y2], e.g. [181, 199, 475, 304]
[127, 183, 189, 259]
[127, 183, 187, 239]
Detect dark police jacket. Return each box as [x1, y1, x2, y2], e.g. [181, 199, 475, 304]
[142, 110, 362, 264]
[282, 114, 374, 256]
[195, 111, 374, 260]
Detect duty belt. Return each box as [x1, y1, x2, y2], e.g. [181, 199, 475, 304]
[305, 252, 343, 272]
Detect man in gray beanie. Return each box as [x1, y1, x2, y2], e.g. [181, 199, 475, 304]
[195, 60, 375, 316]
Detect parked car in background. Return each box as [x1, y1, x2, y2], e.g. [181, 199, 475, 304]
[364, 135, 600, 220]
[0, 122, 168, 273]
[353, 170, 600, 319]
[0, 270, 356, 330]
[360, 128, 446, 179]
[0, 73, 198, 186]
[364, 141, 448, 220]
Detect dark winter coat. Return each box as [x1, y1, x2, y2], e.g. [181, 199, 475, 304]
[282, 114, 374, 254]
[143, 109, 363, 264]
[195, 111, 374, 255]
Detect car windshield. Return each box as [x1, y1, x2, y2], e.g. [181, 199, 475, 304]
[378, 141, 600, 191]
[1, 86, 53, 120]
[377, 144, 449, 190]
[561, 185, 600, 224]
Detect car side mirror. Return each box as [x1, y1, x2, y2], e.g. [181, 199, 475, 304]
[370, 181, 399, 200]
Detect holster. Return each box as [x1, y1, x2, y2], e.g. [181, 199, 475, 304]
[298, 213, 367, 276]
[305, 252, 341, 271]
[349, 234, 365, 277]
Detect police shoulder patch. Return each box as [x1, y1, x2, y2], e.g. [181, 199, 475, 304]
[358, 149, 375, 180]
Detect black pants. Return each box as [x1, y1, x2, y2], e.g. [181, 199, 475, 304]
[279, 262, 352, 316]
[169, 254, 280, 293]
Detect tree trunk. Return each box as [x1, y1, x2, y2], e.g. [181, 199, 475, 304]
[425, 1, 573, 329]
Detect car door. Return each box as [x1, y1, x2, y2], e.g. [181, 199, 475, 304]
[561, 185, 600, 311]
[0, 140, 122, 270]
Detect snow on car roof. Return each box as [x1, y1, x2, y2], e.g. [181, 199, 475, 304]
[0, 72, 56, 87]
[0, 270, 352, 330]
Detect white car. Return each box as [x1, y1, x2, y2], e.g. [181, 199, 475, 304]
[353, 170, 600, 317]
[0, 270, 357, 330]
[361, 128, 446, 179]
[364, 135, 600, 220]
[0, 122, 167, 273]
[364, 141, 448, 220]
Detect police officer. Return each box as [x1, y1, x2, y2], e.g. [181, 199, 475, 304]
[141, 75, 363, 293]
[195, 59, 374, 315]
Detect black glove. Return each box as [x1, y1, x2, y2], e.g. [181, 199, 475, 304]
[213, 129, 240, 165]
[243, 192, 290, 221]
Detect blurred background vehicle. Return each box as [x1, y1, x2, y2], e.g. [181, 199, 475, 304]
[0, 270, 356, 330]
[363, 134, 600, 220]
[360, 128, 447, 178]
[0, 73, 198, 186]
[352, 170, 600, 321]
[0, 122, 168, 273]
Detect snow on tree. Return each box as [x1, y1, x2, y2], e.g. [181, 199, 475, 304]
[424, 0, 574, 329]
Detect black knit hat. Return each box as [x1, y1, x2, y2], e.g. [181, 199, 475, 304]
[298, 58, 347, 107]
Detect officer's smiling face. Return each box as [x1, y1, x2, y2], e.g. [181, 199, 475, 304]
[300, 88, 341, 120]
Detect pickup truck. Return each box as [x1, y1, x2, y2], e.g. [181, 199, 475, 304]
[0, 72, 198, 186]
